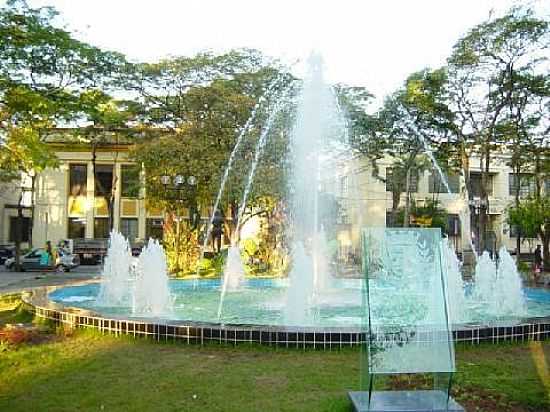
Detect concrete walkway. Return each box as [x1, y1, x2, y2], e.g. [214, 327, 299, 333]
[0, 265, 101, 294]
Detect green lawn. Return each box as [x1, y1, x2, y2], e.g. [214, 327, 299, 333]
[0, 301, 549, 412]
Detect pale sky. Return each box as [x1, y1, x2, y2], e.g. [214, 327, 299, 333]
[17, 0, 550, 101]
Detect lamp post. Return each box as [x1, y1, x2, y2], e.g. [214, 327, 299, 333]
[159, 174, 200, 228]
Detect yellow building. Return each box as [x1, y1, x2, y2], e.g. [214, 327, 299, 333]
[0, 129, 164, 249]
[0, 129, 544, 259]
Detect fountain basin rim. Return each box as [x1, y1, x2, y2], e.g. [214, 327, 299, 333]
[18, 284, 550, 348]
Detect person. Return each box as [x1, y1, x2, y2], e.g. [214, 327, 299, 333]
[534, 245, 543, 280]
[44, 240, 58, 269]
[57, 239, 70, 256]
[39, 248, 50, 268]
[211, 210, 224, 254]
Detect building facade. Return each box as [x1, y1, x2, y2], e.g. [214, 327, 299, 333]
[333, 154, 543, 263]
[0, 131, 164, 249]
[0, 132, 544, 258]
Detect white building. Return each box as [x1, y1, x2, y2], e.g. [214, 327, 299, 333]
[0, 130, 544, 259]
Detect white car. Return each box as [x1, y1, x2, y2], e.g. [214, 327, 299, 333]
[5, 248, 80, 272]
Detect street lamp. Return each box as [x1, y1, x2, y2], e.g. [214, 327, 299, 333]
[159, 174, 200, 228]
[160, 174, 197, 191]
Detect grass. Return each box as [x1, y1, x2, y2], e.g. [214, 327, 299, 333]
[0, 300, 549, 411]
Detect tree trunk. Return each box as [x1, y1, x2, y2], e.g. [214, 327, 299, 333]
[108, 169, 117, 232]
[461, 144, 470, 194]
[29, 174, 36, 248]
[91, 142, 97, 238]
[14, 193, 23, 271]
[391, 191, 401, 228]
[479, 147, 491, 253]
[403, 167, 411, 228]
[515, 164, 521, 266]
[460, 143, 473, 256]
[542, 233, 550, 272]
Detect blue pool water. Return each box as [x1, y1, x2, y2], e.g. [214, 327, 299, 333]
[48, 279, 550, 327]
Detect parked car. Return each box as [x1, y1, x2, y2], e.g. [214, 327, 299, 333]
[0, 245, 15, 266]
[5, 248, 80, 272]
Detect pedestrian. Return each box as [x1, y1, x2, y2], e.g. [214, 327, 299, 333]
[40, 242, 51, 268]
[45, 240, 58, 269]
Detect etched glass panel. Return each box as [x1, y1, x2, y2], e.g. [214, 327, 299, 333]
[361, 228, 455, 375]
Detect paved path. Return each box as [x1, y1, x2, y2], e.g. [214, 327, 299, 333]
[0, 265, 101, 294]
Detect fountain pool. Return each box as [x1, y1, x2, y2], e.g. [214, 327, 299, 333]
[48, 279, 550, 328]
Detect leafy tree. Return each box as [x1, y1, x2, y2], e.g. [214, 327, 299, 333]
[393, 198, 449, 232]
[0, 0, 129, 258]
[352, 69, 448, 226]
[501, 70, 550, 260]
[447, 6, 549, 251]
[508, 195, 550, 269]
[130, 51, 294, 272]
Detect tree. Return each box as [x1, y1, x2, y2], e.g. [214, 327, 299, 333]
[447, 6, 549, 252]
[508, 195, 550, 269]
[130, 51, 293, 273]
[393, 198, 449, 232]
[501, 70, 549, 262]
[0, 0, 128, 256]
[352, 69, 449, 227]
[0, 124, 58, 269]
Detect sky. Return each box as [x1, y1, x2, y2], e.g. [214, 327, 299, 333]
[17, 0, 550, 103]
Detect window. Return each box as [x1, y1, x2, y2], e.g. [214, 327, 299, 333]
[95, 164, 113, 197]
[429, 173, 460, 193]
[69, 164, 87, 196]
[121, 218, 138, 242]
[509, 173, 535, 197]
[121, 164, 140, 198]
[469, 172, 493, 197]
[340, 176, 348, 198]
[146, 219, 164, 241]
[94, 218, 109, 239]
[9, 217, 30, 242]
[68, 218, 86, 239]
[385, 168, 418, 193]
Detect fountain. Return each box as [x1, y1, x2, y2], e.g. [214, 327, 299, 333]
[97, 231, 173, 316]
[217, 245, 247, 319]
[284, 242, 315, 325]
[312, 228, 333, 293]
[216, 87, 293, 320]
[282, 53, 344, 324]
[441, 238, 466, 324]
[493, 246, 526, 318]
[133, 238, 173, 317]
[221, 246, 246, 292]
[43, 53, 547, 351]
[471, 251, 497, 311]
[97, 230, 133, 307]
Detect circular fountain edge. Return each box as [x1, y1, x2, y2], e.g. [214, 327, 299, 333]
[18, 285, 550, 349]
